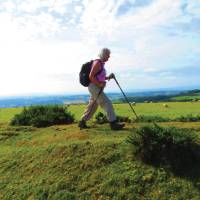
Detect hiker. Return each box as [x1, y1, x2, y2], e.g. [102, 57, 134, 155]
[78, 48, 125, 130]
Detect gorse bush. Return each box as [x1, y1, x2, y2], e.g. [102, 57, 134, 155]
[127, 124, 200, 172]
[95, 112, 108, 124]
[10, 105, 74, 127]
[134, 115, 170, 123]
[116, 115, 131, 123]
[175, 114, 200, 122]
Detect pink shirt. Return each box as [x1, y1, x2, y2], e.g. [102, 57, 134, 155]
[92, 59, 106, 83]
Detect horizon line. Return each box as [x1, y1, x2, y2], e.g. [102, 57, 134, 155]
[0, 87, 200, 99]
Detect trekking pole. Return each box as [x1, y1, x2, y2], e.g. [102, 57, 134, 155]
[85, 87, 103, 120]
[113, 76, 139, 120]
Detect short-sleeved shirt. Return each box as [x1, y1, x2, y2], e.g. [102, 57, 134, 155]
[92, 59, 106, 83]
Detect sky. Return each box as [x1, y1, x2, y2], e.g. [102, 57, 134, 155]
[0, 0, 200, 97]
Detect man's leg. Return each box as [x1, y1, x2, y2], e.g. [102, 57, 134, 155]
[89, 84, 124, 130]
[79, 85, 99, 129]
[82, 96, 98, 121]
[96, 92, 116, 122]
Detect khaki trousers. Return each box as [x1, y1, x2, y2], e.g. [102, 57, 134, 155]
[82, 83, 116, 122]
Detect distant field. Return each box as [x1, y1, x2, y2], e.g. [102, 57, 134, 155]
[1, 102, 200, 124]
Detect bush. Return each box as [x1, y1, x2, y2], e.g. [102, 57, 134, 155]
[134, 115, 170, 123]
[10, 105, 74, 127]
[95, 112, 131, 124]
[175, 114, 200, 122]
[127, 124, 200, 172]
[116, 116, 131, 123]
[95, 112, 108, 124]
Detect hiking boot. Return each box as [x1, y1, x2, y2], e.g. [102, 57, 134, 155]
[78, 120, 89, 130]
[110, 121, 125, 130]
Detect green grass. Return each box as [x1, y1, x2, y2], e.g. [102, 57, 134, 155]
[0, 107, 23, 124]
[1, 103, 200, 199]
[1, 123, 200, 200]
[68, 102, 200, 121]
[1, 102, 200, 124]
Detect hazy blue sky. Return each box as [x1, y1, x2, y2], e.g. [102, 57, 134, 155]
[0, 0, 200, 96]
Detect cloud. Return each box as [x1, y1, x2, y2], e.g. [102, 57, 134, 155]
[186, 1, 200, 17]
[1, 1, 16, 12]
[17, 0, 42, 13]
[79, 0, 120, 39]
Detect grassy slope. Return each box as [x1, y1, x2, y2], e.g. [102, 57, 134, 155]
[1, 104, 200, 199]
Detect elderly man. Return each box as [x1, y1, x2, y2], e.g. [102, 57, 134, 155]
[78, 48, 125, 130]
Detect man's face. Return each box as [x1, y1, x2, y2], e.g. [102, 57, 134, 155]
[103, 52, 110, 62]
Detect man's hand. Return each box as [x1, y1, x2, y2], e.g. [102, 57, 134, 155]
[108, 73, 115, 80]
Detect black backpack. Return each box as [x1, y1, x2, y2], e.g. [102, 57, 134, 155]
[79, 60, 103, 87]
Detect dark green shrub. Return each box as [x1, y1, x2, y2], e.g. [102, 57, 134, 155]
[10, 108, 32, 126]
[95, 112, 130, 124]
[10, 105, 74, 127]
[175, 114, 200, 122]
[116, 115, 131, 123]
[95, 112, 108, 124]
[134, 115, 170, 123]
[127, 124, 200, 172]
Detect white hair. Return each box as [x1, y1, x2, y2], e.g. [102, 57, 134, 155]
[98, 48, 111, 59]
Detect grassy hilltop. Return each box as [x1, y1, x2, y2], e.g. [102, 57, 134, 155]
[1, 103, 200, 199]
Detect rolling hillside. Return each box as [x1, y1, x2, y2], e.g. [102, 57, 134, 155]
[1, 103, 200, 199]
